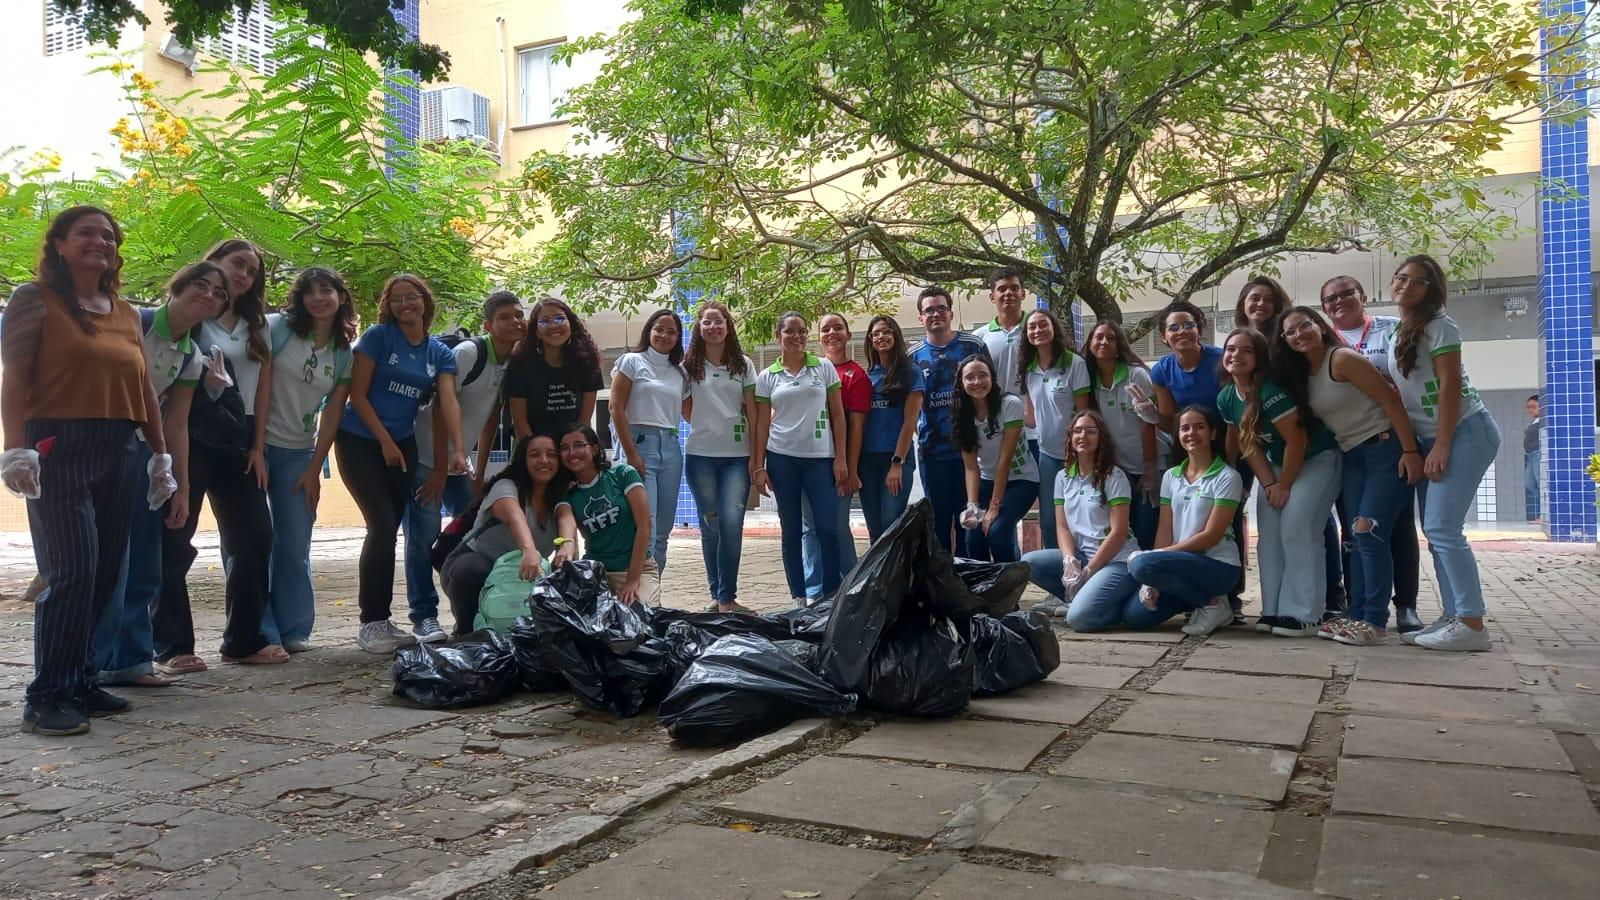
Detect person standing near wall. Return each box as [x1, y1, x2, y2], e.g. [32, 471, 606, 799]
[610, 309, 688, 576]
[911, 286, 993, 550]
[1525, 394, 1541, 524]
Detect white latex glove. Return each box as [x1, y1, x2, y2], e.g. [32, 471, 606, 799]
[1063, 555, 1084, 582]
[1139, 469, 1161, 506]
[1139, 584, 1160, 610]
[203, 345, 232, 400]
[1, 448, 41, 500]
[959, 502, 982, 530]
[1126, 383, 1160, 425]
[147, 453, 178, 510]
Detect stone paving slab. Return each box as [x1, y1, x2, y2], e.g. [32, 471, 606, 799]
[192, 750, 459, 817]
[1332, 756, 1600, 835]
[721, 755, 994, 839]
[1149, 670, 1324, 706]
[1339, 681, 1538, 724]
[1061, 641, 1171, 668]
[1316, 818, 1600, 899]
[1110, 695, 1315, 747]
[118, 688, 326, 730]
[914, 862, 1177, 899]
[145, 830, 471, 899]
[1047, 663, 1140, 689]
[1061, 628, 1185, 643]
[979, 779, 1275, 872]
[838, 718, 1063, 770]
[519, 739, 722, 786]
[1183, 645, 1331, 678]
[0, 719, 167, 770]
[965, 681, 1107, 726]
[1341, 715, 1574, 771]
[1354, 653, 1522, 689]
[546, 823, 897, 899]
[64, 738, 305, 793]
[0, 782, 126, 839]
[238, 701, 456, 745]
[1058, 733, 1296, 801]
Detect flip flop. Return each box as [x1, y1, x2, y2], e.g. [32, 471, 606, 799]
[221, 645, 290, 665]
[154, 655, 208, 675]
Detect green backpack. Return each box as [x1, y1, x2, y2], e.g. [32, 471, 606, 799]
[474, 549, 549, 634]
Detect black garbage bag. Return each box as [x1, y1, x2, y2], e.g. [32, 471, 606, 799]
[761, 600, 832, 642]
[660, 620, 718, 682]
[953, 558, 1033, 615]
[965, 612, 1052, 696]
[659, 635, 858, 747]
[860, 616, 975, 718]
[775, 639, 820, 671]
[507, 617, 568, 693]
[529, 560, 650, 654]
[391, 629, 517, 708]
[820, 500, 983, 692]
[1000, 608, 1061, 676]
[644, 607, 796, 642]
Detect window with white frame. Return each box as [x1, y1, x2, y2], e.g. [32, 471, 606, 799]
[44, 2, 91, 56]
[519, 42, 573, 126]
[200, 5, 281, 75]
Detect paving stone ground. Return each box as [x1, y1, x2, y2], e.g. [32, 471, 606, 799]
[0, 530, 1597, 899]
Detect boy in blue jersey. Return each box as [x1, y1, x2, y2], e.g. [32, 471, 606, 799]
[910, 285, 993, 550]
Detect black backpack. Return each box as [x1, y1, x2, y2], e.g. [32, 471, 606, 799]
[418, 329, 490, 408]
[430, 495, 488, 571]
[188, 354, 250, 458]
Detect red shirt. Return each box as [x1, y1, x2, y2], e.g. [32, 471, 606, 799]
[836, 359, 871, 414]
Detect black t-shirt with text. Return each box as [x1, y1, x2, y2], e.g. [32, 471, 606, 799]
[504, 350, 604, 437]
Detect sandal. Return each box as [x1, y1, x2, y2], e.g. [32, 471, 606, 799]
[154, 655, 208, 675]
[221, 645, 290, 665]
[128, 673, 175, 687]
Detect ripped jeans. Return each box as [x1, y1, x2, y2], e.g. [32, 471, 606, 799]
[1340, 430, 1410, 629]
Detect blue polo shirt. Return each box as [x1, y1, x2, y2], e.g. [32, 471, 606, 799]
[341, 322, 457, 441]
[1150, 344, 1225, 415]
[909, 331, 990, 462]
[865, 361, 926, 455]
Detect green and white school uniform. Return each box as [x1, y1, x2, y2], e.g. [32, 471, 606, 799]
[687, 355, 757, 457]
[754, 354, 841, 458]
[1093, 362, 1167, 476]
[143, 306, 204, 400]
[1055, 463, 1139, 562]
[1160, 458, 1244, 567]
[1216, 380, 1338, 466]
[973, 394, 1039, 483]
[265, 315, 353, 450]
[557, 464, 646, 571]
[1385, 315, 1486, 442]
[1025, 352, 1091, 460]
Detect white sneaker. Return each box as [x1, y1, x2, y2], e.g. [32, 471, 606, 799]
[1413, 620, 1491, 652]
[283, 638, 315, 653]
[1183, 602, 1234, 636]
[1030, 598, 1068, 619]
[1400, 616, 1455, 645]
[358, 621, 417, 654]
[413, 618, 447, 644]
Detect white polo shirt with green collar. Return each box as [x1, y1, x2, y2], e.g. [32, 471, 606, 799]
[982, 316, 1034, 441]
[1055, 462, 1139, 562]
[973, 393, 1039, 482]
[1025, 351, 1091, 460]
[755, 353, 840, 458]
[1093, 361, 1168, 476]
[143, 305, 203, 400]
[1160, 457, 1244, 567]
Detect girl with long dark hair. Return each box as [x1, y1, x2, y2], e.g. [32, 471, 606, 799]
[1233, 274, 1291, 333]
[1019, 308, 1090, 554]
[954, 354, 1039, 562]
[557, 422, 658, 604]
[2, 206, 175, 734]
[1217, 328, 1341, 636]
[441, 433, 579, 633]
[859, 315, 924, 540]
[505, 296, 602, 439]
[1386, 254, 1498, 651]
[682, 301, 758, 612]
[259, 267, 357, 651]
[1083, 320, 1165, 556]
[611, 308, 688, 574]
[801, 312, 869, 600]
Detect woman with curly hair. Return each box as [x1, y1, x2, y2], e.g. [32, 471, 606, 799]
[505, 296, 602, 439]
[557, 422, 658, 604]
[955, 354, 1039, 562]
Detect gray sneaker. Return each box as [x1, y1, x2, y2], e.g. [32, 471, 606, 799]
[1413, 620, 1491, 652]
[1183, 601, 1234, 636]
[1400, 616, 1455, 645]
[413, 618, 447, 644]
[1030, 598, 1068, 619]
[358, 621, 417, 655]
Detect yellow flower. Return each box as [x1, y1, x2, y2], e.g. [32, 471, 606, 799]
[0, 182, 9, 198]
[108, 61, 130, 75]
[173, 144, 193, 158]
[131, 72, 155, 92]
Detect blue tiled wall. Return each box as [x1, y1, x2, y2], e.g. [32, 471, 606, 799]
[1538, 0, 1597, 542]
[671, 213, 698, 526]
[385, 2, 421, 159]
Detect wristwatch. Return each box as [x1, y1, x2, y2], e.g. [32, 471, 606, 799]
[890, 455, 904, 465]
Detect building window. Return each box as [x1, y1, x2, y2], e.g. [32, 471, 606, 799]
[201, 5, 280, 75]
[44, 2, 91, 56]
[519, 42, 572, 125]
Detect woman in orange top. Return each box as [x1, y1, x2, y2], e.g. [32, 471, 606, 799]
[1, 206, 176, 736]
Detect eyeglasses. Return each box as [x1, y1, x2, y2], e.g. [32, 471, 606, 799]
[191, 281, 228, 302]
[1391, 274, 1430, 288]
[1165, 321, 1199, 333]
[537, 315, 568, 328]
[1321, 287, 1361, 305]
[920, 305, 952, 317]
[303, 349, 319, 384]
[390, 293, 425, 305]
[1070, 426, 1100, 435]
[560, 441, 596, 453]
[1282, 321, 1319, 338]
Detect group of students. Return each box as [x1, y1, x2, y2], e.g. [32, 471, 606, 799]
[1018, 256, 1497, 656]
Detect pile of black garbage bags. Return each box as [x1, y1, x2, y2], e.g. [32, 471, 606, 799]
[392, 500, 1060, 746]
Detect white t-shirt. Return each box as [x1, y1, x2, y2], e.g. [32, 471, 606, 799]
[972, 393, 1039, 483]
[1025, 352, 1091, 461]
[415, 338, 508, 468]
[264, 321, 348, 450]
[1160, 458, 1244, 567]
[981, 317, 1032, 438]
[686, 355, 757, 457]
[1385, 314, 1486, 442]
[1093, 363, 1168, 476]
[200, 316, 266, 415]
[1056, 464, 1139, 563]
[614, 348, 687, 430]
[1338, 315, 1399, 382]
[755, 354, 840, 458]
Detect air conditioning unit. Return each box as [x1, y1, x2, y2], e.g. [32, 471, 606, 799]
[159, 34, 198, 71]
[421, 85, 491, 143]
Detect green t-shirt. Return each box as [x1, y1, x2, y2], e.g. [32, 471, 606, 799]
[556, 464, 646, 574]
[1216, 380, 1337, 466]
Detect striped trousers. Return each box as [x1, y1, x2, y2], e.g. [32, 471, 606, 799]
[24, 419, 139, 704]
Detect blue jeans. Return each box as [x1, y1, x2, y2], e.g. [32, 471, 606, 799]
[802, 490, 858, 600]
[629, 426, 683, 573]
[403, 465, 475, 623]
[1129, 488, 1160, 554]
[1417, 411, 1500, 619]
[1126, 550, 1241, 629]
[685, 454, 750, 604]
[1525, 450, 1540, 520]
[1255, 451, 1342, 624]
[1036, 452, 1066, 551]
[858, 451, 916, 541]
[94, 441, 157, 684]
[262, 444, 322, 645]
[1341, 431, 1409, 628]
[918, 449, 967, 552]
[963, 478, 1038, 562]
[768, 452, 843, 599]
[1022, 549, 1141, 632]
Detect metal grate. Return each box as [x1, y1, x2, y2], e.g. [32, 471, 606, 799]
[44, 2, 90, 56]
[200, 6, 280, 75]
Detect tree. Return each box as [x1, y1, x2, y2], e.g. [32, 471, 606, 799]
[518, 0, 1595, 335]
[0, 28, 503, 320]
[50, 0, 449, 81]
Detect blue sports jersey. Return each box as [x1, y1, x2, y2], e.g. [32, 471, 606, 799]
[341, 322, 458, 441]
[865, 360, 927, 455]
[909, 331, 991, 462]
[1150, 344, 1225, 415]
